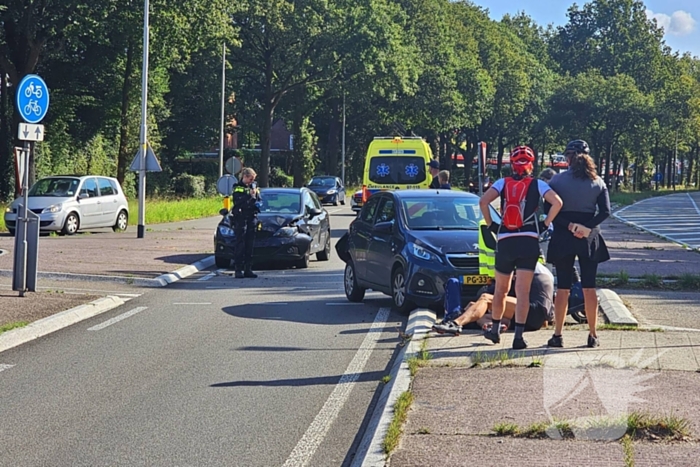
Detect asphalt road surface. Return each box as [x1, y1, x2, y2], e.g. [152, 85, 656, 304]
[0, 206, 407, 467]
[614, 191, 700, 249]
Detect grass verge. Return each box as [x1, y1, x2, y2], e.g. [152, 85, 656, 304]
[598, 272, 700, 291]
[610, 188, 697, 207]
[0, 321, 29, 335]
[407, 337, 432, 377]
[383, 391, 414, 455]
[127, 197, 224, 225]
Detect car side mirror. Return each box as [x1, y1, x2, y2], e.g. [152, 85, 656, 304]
[219, 208, 229, 216]
[79, 193, 89, 200]
[374, 220, 394, 234]
[488, 204, 501, 224]
[308, 207, 322, 218]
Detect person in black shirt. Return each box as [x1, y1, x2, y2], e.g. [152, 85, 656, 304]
[231, 168, 260, 278]
[427, 159, 440, 188]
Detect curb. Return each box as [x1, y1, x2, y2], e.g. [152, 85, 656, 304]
[597, 288, 638, 326]
[352, 309, 435, 467]
[0, 249, 6, 257]
[0, 255, 215, 288]
[0, 295, 126, 354]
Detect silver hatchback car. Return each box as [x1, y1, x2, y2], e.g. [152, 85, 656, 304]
[4, 175, 129, 236]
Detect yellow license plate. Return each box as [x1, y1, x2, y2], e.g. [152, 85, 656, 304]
[461, 275, 490, 285]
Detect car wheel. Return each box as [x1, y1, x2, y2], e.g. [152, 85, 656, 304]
[344, 261, 366, 302]
[296, 250, 310, 269]
[112, 210, 128, 232]
[316, 231, 331, 261]
[333, 198, 339, 206]
[61, 213, 80, 236]
[340, 197, 345, 206]
[391, 266, 416, 314]
[215, 255, 230, 269]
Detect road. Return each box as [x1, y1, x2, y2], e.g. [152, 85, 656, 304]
[614, 191, 700, 249]
[0, 206, 406, 467]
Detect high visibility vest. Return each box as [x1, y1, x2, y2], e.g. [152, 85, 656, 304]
[478, 219, 496, 278]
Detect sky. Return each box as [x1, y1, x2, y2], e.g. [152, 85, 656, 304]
[474, 0, 700, 58]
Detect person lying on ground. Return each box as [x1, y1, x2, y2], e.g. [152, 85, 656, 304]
[432, 262, 554, 336]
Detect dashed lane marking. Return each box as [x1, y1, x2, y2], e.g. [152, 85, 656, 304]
[87, 307, 148, 331]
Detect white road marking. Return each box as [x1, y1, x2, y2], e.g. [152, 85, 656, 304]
[0, 364, 14, 373]
[173, 302, 212, 305]
[688, 193, 700, 216]
[282, 307, 390, 467]
[198, 272, 217, 281]
[87, 307, 148, 331]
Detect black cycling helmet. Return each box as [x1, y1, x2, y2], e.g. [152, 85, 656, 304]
[565, 140, 590, 155]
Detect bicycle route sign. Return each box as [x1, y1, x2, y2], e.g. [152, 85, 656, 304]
[16, 74, 50, 124]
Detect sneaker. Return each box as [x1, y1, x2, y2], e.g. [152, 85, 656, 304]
[439, 312, 460, 325]
[547, 334, 563, 348]
[235, 271, 244, 279]
[512, 337, 528, 350]
[432, 321, 462, 336]
[483, 328, 500, 344]
[587, 334, 600, 348]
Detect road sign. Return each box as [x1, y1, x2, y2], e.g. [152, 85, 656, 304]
[217, 175, 238, 196]
[129, 144, 162, 172]
[225, 156, 243, 175]
[16, 75, 50, 124]
[654, 173, 663, 182]
[17, 123, 44, 142]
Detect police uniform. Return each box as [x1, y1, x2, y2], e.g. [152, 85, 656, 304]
[232, 182, 259, 278]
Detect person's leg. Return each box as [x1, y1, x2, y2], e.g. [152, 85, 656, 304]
[486, 239, 517, 343]
[233, 219, 246, 277]
[443, 278, 462, 321]
[243, 218, 257, 277]
[511, 258, 536, 349]
[454, 294, 492, 326]
[579, 256, 600, 345]
[552, 255, 576, 336]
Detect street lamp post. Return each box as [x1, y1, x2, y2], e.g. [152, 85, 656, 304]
[137, 0, 150, 239]
[341, 93, 346, 186]
[219, 43, 226, 178]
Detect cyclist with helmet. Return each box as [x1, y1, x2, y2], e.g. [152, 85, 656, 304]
[479, 146, 563, 350]
[546, 140, 611, 348]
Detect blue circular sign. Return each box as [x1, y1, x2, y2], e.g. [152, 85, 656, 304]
[16, 74, 50, 124]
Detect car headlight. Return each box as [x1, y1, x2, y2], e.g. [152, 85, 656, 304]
[4, 207, 11, 213]
[408, 242, 442, 263]
[326, 189, 337, 195]
[274, 226, 297, 237]
[46, 204, 62, 213]
[218, 225, 234, 237]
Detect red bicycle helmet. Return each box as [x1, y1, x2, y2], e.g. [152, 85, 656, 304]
[510, 145, 535, 175]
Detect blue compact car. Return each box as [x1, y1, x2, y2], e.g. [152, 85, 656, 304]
[336, 189, 489, 314]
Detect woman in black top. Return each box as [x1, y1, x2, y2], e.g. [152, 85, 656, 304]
[546, 140, 611, 349]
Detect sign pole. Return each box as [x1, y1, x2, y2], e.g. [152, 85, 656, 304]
[219, 43, 226, 179]
[137, 0, 150, 239]
[478, 142, 484, 197]
[341, 92, 346, 186]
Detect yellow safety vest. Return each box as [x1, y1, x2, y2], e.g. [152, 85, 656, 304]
[478, 219, 496, 278]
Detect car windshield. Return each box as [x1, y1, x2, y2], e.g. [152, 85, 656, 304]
[28, 177, 80, 197]
[368, 156, 427, 185]
[258, 192, 302, 213]
[309, 178, 335, 187]
[401, 197, 483, 230]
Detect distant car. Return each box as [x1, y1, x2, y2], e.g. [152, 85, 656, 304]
[350, 190, 363, 212]
[306, 176, 346, 206]
[336, 189, 488, 314]
[3, 175, 129, 236]
[214, 187, 332, 269]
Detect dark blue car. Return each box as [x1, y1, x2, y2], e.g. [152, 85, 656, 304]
[336, 189, 489, 313]
[306, 176, 346, 206]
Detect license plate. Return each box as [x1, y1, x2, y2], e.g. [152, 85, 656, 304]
[461, 275, 490, 285]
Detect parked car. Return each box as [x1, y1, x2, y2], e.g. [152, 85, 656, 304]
[3, 175, 129, 236]
[350, 190, 363, 212]
[214, 187, 332, 269]
[336, 189, 488, 314]
[306, 176, 345, 206]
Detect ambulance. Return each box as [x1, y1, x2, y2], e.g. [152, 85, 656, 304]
[361, 136, 434, 202]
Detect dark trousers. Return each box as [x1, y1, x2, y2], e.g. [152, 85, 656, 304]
[233, 217, 256, 269]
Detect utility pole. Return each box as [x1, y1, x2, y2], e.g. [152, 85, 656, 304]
[219, 43, 226, 178]
[137, 0, 150, 239]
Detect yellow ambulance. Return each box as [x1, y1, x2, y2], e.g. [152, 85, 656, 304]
[361, 136, 434, 202]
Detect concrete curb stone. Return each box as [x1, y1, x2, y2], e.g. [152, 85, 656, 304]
[598, 288, 639, 326]
[352, 309, 435, 467]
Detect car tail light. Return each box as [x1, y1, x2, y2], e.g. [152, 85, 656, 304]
[362, 185, 369, 203]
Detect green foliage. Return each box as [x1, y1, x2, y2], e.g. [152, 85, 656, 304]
[172, 173, 206, 198]
[127, 196, 223, 224]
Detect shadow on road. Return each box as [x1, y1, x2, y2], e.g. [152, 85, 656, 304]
[210, 370, 386, 388]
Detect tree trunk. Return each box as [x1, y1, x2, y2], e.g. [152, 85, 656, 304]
[325, 101, 340, 176]
[116, 41, 135, 186]
[0, 74, 11, 198]
[464, 134, 476, 188]
[292, 112, 304, 188]
[665, 151, 672, 189]
[259, 100, 274, 187]
[685, 148, 694, 187]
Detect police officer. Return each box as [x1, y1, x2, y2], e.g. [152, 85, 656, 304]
[232, 167, 260, 278]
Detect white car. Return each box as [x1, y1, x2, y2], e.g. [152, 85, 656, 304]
[4, 175, 129, 236]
